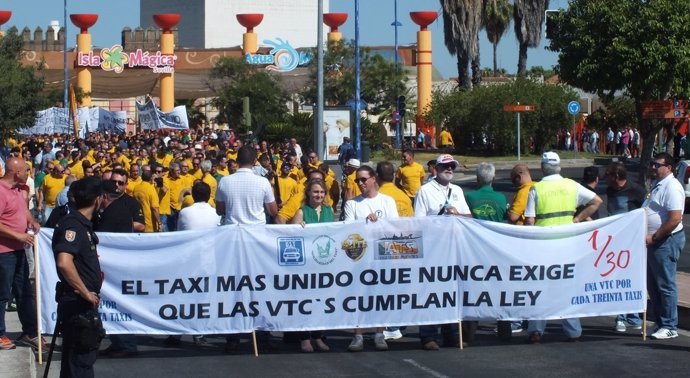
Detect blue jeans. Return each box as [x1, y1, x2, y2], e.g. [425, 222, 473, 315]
[159, 215, 170, 232]
[647, 231, 684, 330]
[616, 313, 642, 326]
[527, 318, 581, 338]
[0, 250, 37, 337]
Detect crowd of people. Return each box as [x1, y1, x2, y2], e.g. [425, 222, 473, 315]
[556, 127, 641, 158]
[0, 129, 685, 374]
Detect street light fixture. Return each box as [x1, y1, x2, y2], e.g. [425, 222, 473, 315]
[63, 0, 68, 109]
[392, 0, 402, 148]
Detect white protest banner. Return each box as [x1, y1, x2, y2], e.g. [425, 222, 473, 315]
[97, 108, 127, 134]
[37, 210, 646, 335]
[136, 97, 160, 130]
[18, 107, 72, 135]
[158, 105, 189, 130]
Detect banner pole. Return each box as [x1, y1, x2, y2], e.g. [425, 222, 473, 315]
[251, 331, 259, 357]
[458, 321, 463, 350]
[642, 311, 647, 341]
[34, 238, 43, 363]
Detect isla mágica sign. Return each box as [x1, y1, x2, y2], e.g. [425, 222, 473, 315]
[77, 44, 176, 74]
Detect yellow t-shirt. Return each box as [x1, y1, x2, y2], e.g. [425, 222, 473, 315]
[68, 159, 85, 179]
[216, 167, 230, 177]
[439, 130, 454, 146]
[276, 176, 298, 206]
[42, 174, 65, 208]
[345, 171, 361, 198]
[126, 177, 142, 197]
[226, 151, 238, 162]
[277, 184, 306, 222]
[133, 181, 160, 232]
[395, 162, 425, 198]
[508, 181, 535, 225]
[191, 169, 203, 180]
[202, 174, 217, 208]
[379, 182, 413, 217]
[165, 175, 187, 211]
[155, 153, 173, 168]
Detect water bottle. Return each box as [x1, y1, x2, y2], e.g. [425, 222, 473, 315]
[24, 225, 35, 250]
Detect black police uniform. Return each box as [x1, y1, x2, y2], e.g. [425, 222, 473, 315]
[52, 211, 102, 378]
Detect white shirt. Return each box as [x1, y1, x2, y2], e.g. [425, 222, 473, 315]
[177, 202, 221, 230]
[643, 174, 685, 234]
[524, 174, 596, 218]
[216, 168, 275, 225]
[414, 179, 471, 217]
[344, 193, 399, 220]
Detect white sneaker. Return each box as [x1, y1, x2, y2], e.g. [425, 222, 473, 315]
[650, 327, 678, 340]
[614, 321, 627, 332]
[383, 329, 403, 340]
[374, 333, 388, 351]
[347, 335, 364, 352]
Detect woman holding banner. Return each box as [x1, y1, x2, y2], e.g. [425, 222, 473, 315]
[289, 179, 333, 352]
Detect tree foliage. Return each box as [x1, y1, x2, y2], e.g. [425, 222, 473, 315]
[548, 0, 690, 182]
[301, 40, 408, 116]
[208, 57, 290, 133]
[0, 30, 46, 136]
[483, 0, 513, 77]
[439, 0, 483, 88]
[426, 78, 577, 155]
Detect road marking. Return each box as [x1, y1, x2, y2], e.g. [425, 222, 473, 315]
[402, 359, 449, 378]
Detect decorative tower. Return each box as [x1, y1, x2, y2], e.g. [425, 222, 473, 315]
[410, 11, 438, 147]
[323, 13, 348, 43]
[70, 14, 98, 106]
[153, 13, 180, 112]
[236, 14, 264, 55]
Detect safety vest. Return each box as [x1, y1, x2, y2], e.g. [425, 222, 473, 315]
[533, 178, 577, 226]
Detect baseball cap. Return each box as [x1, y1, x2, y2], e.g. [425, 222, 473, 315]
[541, 151, 560, 165]
[194, 144, 203, 150]
[436, 154, 459, 169]
[346, 158, 361, 168]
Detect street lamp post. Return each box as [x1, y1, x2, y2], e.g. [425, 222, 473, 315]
[63, 0, 68, 108]
[354, 0, 361, 160]
[392, 0, 401, 149]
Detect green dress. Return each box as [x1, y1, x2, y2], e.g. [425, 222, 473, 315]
[301, 204, 334, 224]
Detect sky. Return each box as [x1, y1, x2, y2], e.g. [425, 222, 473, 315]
[1, 0, 569, 80]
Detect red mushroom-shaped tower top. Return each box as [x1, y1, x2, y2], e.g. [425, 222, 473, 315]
[409, 11, 438, 31]
[70, 14, 98, 34]
[236, 14, 264, 33]
[153, 14, 181, 33]
[0, 10, 12, 26]
[323, 13, 348, 32]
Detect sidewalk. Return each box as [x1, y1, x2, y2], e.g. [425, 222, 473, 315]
[1, 311, 36, 378]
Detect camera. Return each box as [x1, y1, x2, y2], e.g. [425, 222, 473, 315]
[154, 177, 164, 187]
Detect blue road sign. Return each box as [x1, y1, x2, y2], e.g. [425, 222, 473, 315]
[568, 101, 580, 115]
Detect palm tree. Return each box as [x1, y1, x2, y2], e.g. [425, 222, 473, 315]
[483, 0, 513, 76]
[513, 0, 550, 76]
[439, 0, 484, 89]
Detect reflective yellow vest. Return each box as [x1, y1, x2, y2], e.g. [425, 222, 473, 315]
[533, 178, 577, 226]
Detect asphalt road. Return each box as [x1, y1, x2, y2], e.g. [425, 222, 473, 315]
[39, 162, 690, 378]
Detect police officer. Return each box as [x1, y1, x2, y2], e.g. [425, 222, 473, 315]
[52, 177, 104, 378]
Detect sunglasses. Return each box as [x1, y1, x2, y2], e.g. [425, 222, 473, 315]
[649, 162, 668, 169]
[355, 177, 372, 184]
[439, 163, 456, 170]
[155, 170, 163, 173]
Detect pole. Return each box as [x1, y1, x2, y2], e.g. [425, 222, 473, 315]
[34, 240, 42, 363]
[517, 112, 521, 161]
[393, 0, 401, 149]
[354, 0, 362, 160]
[316, 0, 325, 160]
[63, 0, 68, 109]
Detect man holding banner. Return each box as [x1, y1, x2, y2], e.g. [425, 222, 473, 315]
[524, 151, 602, 343]
[644, 152, 685, 340]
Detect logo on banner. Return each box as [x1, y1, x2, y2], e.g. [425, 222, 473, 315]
[312, 236, 338, 265]
[245, 38, 311, 72]
[341, 234, 368, 262]
[277, 237, 305, 266]
[375, 233, 423, 260]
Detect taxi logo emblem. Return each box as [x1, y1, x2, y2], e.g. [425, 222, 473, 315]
[65, 230, 76, 242]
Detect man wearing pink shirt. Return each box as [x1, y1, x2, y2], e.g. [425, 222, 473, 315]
[0, 157, 42, 350]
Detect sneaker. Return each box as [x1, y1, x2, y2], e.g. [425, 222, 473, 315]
[627, 322, 642, 330]
[374, 333, 388, 351]
[15, 335, 47, 350]
[614, 321, 627, 332]
[193, 335, 209, 345]
[650, 327, 678, 340]
[347, 335, 364, 352]
[6, 303, 17, 312]
[383, 329, 403, 340]
[511, 325, 524, 334]
[0, 335, 16, 350]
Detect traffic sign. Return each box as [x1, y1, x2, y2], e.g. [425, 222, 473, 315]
[392, 111, 400, 122]
[640, 100, 688, 119]
[503, 104, 536, 112]
[567, 101, 580, 115]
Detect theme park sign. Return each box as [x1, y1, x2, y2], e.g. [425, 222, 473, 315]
[245, 38, 311, 72]
[77, 44, 176, 74]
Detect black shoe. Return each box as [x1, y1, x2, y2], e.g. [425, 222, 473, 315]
[566, 336, 580, 342]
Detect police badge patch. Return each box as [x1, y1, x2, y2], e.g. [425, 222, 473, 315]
[65, 230, 76, 242]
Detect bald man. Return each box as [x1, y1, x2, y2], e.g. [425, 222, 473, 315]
[0, 157, 42, 350]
